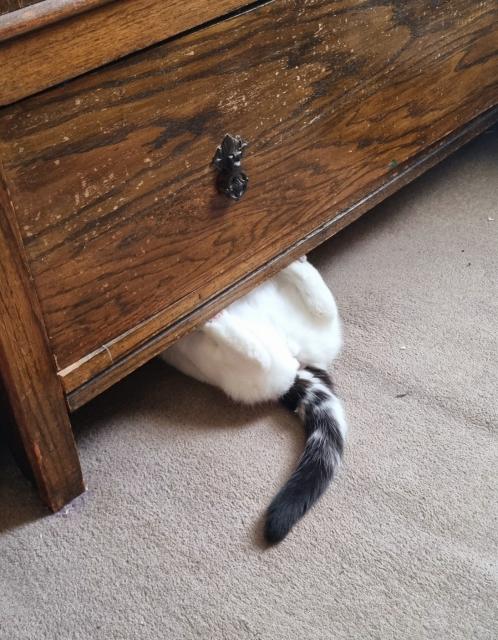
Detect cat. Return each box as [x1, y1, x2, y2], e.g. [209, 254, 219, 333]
[161, 257, 347, 543]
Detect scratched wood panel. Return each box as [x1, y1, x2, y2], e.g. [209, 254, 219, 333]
[0, 0, 251, 104]
[0, 0, 42, 15]
[0, 1, 113, 36]
[0, 0, 497, 392]
[0, 173, 84, 510]
[65, 104, 498, 410]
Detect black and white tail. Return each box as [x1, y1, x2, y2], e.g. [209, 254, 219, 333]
[264, 366, 347, 544]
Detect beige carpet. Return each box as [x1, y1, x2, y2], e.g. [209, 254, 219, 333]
[1, 130, 497, 640]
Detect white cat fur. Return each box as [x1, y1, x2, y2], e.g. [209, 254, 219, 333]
[161, 257, 341, 403]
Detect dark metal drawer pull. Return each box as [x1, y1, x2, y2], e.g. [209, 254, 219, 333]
[212, 134, 248, 201]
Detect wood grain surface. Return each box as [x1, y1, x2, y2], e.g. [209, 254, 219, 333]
[0, 0, 252, 104]
[0, 171, 84, 510]
[0, 0, 42, 16]
[0, 0, 114, 39]
[1, 0, 497, 397]
[65, 106, 498, 410]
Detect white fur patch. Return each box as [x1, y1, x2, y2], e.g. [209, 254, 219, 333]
[161, 257, 342, 404]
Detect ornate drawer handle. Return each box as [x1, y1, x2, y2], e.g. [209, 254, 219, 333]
[212, 134, 248, 201]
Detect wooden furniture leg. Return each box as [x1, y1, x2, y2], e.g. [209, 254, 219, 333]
[0, 175, 84, 511]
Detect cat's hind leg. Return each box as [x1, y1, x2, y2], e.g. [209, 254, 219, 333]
[202, 309, 273, 370]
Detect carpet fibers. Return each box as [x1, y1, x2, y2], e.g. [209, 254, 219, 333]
[1, 131, 497, 639]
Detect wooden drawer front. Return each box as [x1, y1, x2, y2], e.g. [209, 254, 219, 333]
[1, 1, 41, 13]
[1, 0, 497, 391]
[0, 0, 250, 105]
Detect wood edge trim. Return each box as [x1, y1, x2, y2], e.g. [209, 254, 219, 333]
[65, 105, 498, 411]
[0, 0, 115, 42]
